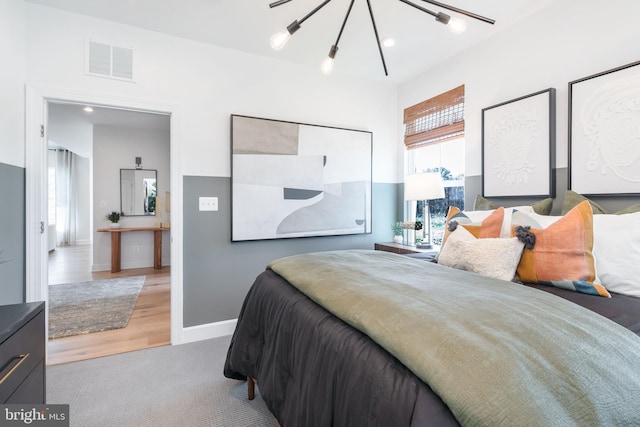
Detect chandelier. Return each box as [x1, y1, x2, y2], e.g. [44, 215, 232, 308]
[269, 0, 495, 76]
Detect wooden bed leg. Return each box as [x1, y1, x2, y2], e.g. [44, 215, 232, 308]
[247, 377, 255, 400]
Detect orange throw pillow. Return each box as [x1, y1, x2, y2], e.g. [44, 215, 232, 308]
[513, 200, 610, 297]
[442, 207, 504, 248]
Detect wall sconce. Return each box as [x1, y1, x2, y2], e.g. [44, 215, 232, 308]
[135, 157, 142, 169]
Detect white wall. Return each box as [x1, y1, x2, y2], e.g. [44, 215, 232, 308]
[92, 125, 170, 270]
[398, 0, 640, 180]
[25, 4, 399, 183]
[73, 154, 91, 244]
[0, 0, 26, 167]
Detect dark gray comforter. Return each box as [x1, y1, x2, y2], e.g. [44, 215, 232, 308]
[224, 266, 640, 426]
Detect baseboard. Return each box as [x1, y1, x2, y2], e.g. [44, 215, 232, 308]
[181, 319, 237, 344]
[92, 263, 111, 272]
[91, 261, 171, 272]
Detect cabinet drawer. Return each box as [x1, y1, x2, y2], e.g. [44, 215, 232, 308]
[0, 311, 45, 403]
[5, 360, 45, 404]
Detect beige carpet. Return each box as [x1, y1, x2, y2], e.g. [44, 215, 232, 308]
[47, 336, 276, 427]
[48, 276, 145, 339]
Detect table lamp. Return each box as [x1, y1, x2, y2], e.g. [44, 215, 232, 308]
[404, 172, 445, 248]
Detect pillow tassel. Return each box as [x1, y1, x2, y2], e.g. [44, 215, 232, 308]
[515, 225, 536, 250]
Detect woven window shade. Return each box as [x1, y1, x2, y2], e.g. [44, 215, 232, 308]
[404, 85, 465, 150]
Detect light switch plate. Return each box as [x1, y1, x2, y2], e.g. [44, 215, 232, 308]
[199, 196, 218, 211]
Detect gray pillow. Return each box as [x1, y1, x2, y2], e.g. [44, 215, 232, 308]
[474, 195, 553, 215]
[560, 190, 640, 215]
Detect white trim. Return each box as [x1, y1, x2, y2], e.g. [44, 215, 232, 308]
[25, 85, 184, 348]
[168, 107, 184, 345]
[181, 320, 237, 344]
[25, 86, 48, 304]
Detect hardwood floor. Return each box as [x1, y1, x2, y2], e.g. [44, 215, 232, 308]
[47, 245, 171, 366]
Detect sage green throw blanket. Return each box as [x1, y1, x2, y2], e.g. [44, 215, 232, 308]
[269, 250, 640, 426]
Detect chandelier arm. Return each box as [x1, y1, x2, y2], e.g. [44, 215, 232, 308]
[298, 0, 333, 26]
[334, 0, 356, 46]
[366, 0, 388, 76]
[269, 0, 293, 8]
[418, 0, 495, 24]
[398, 0, 438, 18]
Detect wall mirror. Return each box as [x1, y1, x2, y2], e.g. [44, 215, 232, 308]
[120, 169, 157, 216]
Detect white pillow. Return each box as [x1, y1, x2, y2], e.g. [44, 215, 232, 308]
[511, 209, 560, 229]
[499, 206, 535, 237]
[438, 227, 525, 282]
[592, 212, 640, 297]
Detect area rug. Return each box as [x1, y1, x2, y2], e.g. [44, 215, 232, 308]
[48, 276, 146, 339]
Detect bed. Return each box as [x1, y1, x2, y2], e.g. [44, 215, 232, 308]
[224, 203, 640, 426]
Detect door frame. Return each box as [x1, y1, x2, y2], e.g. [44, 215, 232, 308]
[25, 85, 184, 345]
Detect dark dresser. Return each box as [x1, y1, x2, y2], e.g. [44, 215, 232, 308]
[0, 302, 46, 404]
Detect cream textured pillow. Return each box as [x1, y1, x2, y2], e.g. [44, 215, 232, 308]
[438, 227, 525, 282]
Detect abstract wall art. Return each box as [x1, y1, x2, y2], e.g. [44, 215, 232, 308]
[231, 115, 372, 241]
[481, 88, 556, 198]
[569, 60, 640, 196]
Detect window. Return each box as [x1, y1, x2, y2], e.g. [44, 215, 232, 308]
[404, 86, 465, 245]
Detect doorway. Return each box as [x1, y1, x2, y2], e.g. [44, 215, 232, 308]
[45, 102, 171, 364]
[25, 87, 184, 364]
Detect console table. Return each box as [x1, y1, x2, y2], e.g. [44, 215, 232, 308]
[97, 226, 170, 273]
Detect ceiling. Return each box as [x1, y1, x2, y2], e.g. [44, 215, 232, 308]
[49, 102, 170, 132]
[26, 0, 558, 83]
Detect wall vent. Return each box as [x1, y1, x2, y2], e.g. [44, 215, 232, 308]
[86, 40, 134, 82]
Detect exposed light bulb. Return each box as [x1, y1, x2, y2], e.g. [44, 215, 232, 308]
[270, 29, 292, 50]
[448, 17, 467, 34]
[321, 56, 335, 75]
[321, 45, 338, 75]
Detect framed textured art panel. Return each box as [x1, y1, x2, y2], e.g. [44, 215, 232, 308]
[230, 115, 372, 241]
[569, 60, 640, 196]
[481, 88, 556, 198]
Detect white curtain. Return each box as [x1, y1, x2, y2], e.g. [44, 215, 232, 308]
[55, 149, 78, 246]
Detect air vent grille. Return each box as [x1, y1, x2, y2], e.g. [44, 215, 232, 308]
[86, 40, 134, 82]
[112, 46, 133, 80]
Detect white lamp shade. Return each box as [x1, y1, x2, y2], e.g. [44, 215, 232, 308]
[404, 173, 445, 201]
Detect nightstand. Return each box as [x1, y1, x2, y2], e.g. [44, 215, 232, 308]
[374, 242, 440, 256]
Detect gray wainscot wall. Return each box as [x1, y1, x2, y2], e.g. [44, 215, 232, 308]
[465, 168, 640, 215]
[183, 176, 401, 327]
[0, 162, 25, 305]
